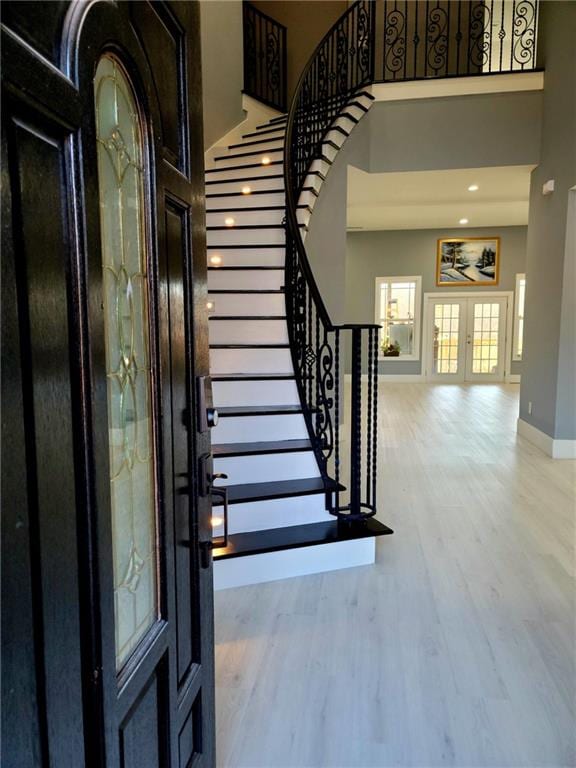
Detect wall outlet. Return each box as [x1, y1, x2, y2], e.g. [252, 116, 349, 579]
[528, 401, 533, 415]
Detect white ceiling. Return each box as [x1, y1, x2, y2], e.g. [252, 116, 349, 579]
[347, 165, 534, 231]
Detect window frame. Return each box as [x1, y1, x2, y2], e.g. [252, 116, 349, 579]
[513, 272, 526, 361]
[374, 275, 422, 362]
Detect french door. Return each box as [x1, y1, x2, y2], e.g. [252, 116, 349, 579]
[427, 296, 509, 382]
[2, 3, 215, 766]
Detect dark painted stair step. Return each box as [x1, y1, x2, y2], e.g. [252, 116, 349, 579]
[209, 343, 289, 350]
[230, 135, 284, 149]
[212, 439, 312, 457]
[208, 288, 284, 294]
[213, 517, 393, 560]
[217, 404, 304, 417]
[206, 204, 310, 213]
[212, 476, 342, 507]
[208, 266, 283, 271]
[243, 125, 286, 139]
[206, 173, 283, 186]
[209, 315, 286, 321]
[207, 223, 305, 231]
[206, 160, 283, 174]
[215, 147, 283, 162]
[211, 373, 297, 381]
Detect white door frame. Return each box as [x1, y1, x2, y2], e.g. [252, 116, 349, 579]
[423, 291, 515, 382]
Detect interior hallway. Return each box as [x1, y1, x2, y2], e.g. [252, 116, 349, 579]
[214, 383, 576, 767]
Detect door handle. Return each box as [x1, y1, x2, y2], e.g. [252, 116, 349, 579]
[199, 473, 229, 569]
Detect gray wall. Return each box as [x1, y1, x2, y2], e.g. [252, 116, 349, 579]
[519, 1, 576, 440]
[346, 226, 527, 375]
[200, 1, 244, 149]
[367, 92, 542, 173]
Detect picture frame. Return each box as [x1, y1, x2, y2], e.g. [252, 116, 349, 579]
[436, 237, 500, 287]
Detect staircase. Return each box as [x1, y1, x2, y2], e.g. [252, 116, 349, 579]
[205, 92, 392, 590]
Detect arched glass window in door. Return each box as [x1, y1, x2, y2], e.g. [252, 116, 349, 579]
[94, 55, 158, 669]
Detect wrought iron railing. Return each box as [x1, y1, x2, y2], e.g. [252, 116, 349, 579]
[243, 2, 287, 112]
[284, 1, 379, 523]
[282, 0, 539, 522]
[379, 0, 539, 82]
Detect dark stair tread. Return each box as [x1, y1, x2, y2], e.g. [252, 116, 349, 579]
[243, 125, 286, 139]
[208, 266, 283, 271]
[207, 244, 286, 250]
[211, 373, 296, 381]
[217, 404, 303, 417]
[230, 136, 284, 149]
[206, 205, 310, 213]
[215, 147, 283, 162]
[212, 477, 342, 507]
[209, 315, 286, 320]
[206, 188, 285, 198]
[213, 517, 393, 560]
[207, 223, 304, 231]
[206, 160, 283, 174]
[212, 439, 312, 457]
[208, 288, 284, 294]
[204, 173, 284, 185]
[209, 343, 289, 350]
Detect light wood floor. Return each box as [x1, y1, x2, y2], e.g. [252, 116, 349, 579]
[214, 384, 576, 768]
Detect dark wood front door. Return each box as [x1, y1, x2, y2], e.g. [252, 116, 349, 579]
[1, 2, 215, 766]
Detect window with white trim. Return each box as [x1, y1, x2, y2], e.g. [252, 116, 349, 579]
[375, 276, 422, 360]
[513, 273, 526, 361]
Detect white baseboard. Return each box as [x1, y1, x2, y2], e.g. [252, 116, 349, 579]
[506, 374, 521, 383]
[213, 538, 376, 590]
[517, 418, 576, 459]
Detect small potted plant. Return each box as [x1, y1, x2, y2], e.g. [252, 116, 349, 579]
[381, 338, 401, 357]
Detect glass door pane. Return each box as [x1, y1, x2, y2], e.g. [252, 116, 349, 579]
[429, 300, 465, 381]
[465, 298, 507, 381]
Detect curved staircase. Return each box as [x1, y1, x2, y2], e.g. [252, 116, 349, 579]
[205, 91, 391, 590]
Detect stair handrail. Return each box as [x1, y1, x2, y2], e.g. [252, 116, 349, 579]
[283, 0, 378, 521]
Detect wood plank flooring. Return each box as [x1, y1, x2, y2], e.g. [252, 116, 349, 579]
[214, 383, 576, 767]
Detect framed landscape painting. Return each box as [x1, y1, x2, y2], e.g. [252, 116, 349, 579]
[437, 237, 500, 286]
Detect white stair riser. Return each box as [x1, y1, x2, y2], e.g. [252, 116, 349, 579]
[207, 293, 285, 316]
[207, 251, 284, 267]
[215, 495, 332, 535]
[209, 319, 288, 345]
[206, 163, 281, 181]
[206, 208, 284, 227]
[207, 227, 285, 246]
[206, 176, 283, 194]
[213, 379, 298, 407]
[208, 269, 283, 291]
[310, 158, 331, 176]
[211, 149, 283, 169]
[210, 347, 291, 374]
[211, 413, 308, 442]
[228, 138, 284, 153]
[243, 127, 285, 140]
[207, 191, 285, 209]
[214, 452, 319, 485]
[213, 537, 376, 589]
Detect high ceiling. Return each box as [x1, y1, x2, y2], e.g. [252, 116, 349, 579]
[347, 165, 535, 231]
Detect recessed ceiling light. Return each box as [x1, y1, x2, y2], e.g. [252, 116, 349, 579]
[224, 217, 235, 227]
[206, 300, 215, 311]
[261, 156, 271, 165]
[210, 255, 222, 266]
[459, 218, 469, 225]
[241, 186, 251, 195]
[468, 184, 479, 192]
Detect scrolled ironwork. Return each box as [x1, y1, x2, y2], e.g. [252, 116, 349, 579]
[285, 1, 379, 521]
[243, 2, 287, 111]
[380, 0, 539, 81]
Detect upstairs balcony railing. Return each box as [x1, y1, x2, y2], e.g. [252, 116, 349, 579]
[379, 0, 539, 82]
[283, 0, 539, 524]
[242, 2, 287, 112]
